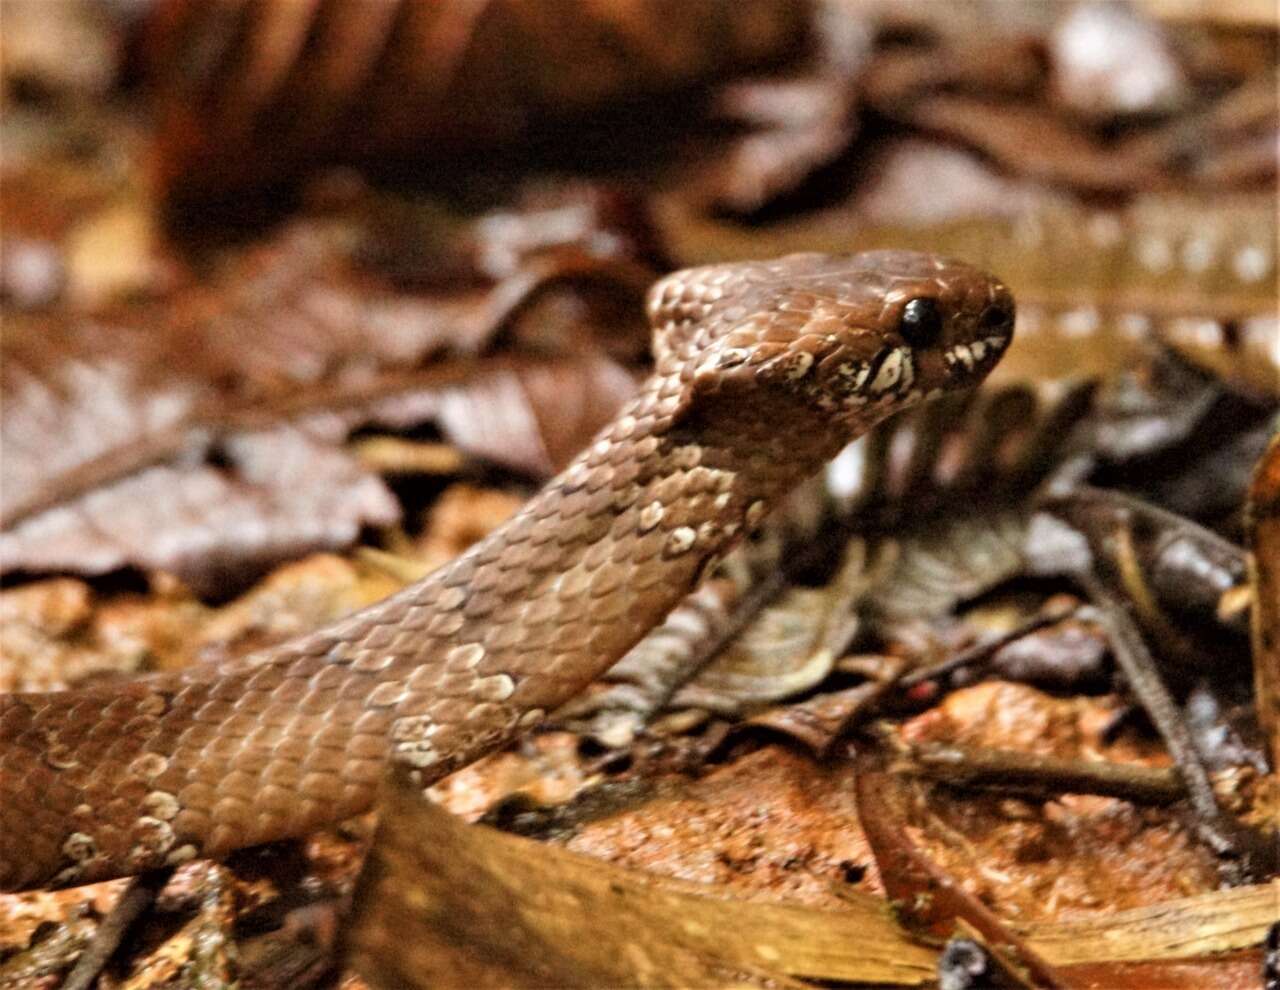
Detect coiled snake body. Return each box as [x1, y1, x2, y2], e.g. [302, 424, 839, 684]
[0, 251, 1013, 891]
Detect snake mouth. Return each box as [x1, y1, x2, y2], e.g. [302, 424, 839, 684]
[942, 299, 1014, 383]
[942, 331, 1010, 378]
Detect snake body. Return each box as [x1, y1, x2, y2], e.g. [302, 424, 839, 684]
[0, 251, 1013, 891]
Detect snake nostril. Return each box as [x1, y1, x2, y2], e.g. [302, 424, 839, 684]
[979, 303, 1013, 332]
[898, 297, 942, 347]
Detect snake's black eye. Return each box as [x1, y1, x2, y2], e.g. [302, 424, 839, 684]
[899, 297, 942, 347]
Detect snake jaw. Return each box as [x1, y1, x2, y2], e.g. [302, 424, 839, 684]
[942, 304, 1015, 386]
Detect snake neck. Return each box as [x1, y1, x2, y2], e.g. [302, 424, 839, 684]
[0, 373, 854, 892]
[265, 375, 845, 783]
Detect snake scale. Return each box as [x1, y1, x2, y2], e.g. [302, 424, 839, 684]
[0, 251, 1013, 891]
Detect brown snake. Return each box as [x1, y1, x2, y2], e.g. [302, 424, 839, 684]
[0, 251, 1013, 891]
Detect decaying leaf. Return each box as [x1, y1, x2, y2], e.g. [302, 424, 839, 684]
[402, 353, 638, 479]
[907, 95, 1166, 194]
[863, 509, 1029, 624]
[700, 75, 861, 215]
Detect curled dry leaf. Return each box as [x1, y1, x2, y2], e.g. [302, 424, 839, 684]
[898, 95, 1167, 194]
[674, 542, 872, 713]
[404, 353, 639, 480]
[738, 657, 905, 756]
[670, 590, 838, 710]
[553, 577, 746, 749]
[862, 510, 1028, 624]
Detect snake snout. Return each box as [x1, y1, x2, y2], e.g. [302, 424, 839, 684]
[941, 284, 1015, 385]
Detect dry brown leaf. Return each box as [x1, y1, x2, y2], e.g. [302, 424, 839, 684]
[701, 75, 860, 215]
[864, 510, 1028, 623]
[1017, 882, 1280, 965]
[0, 426, 399, 598]
[421, 354, 638, 478]
[738, 666, 902, 755]
[141, 0, 809, 209]
[897, 95, 1167, 193]
[554, 577, 745, 748]
[348, 767, 1278, 988]
[2, 199, 644, 592]
[347, 767, 936, 989]
[674, 544, 870, 712]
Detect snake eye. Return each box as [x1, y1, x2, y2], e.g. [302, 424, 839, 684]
[899, 297, 942, 346]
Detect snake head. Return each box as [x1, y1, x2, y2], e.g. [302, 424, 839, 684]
[649, 250, 1014, 430]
